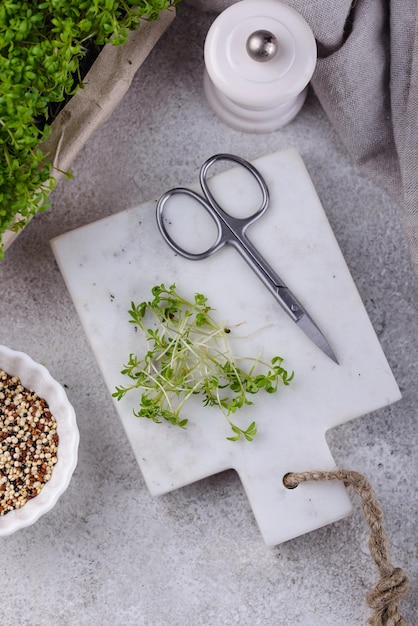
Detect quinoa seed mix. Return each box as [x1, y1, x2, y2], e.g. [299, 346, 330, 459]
[0, 369, 59, 516]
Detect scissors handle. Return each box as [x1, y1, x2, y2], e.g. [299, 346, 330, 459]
[156, 187, 226, 261]
[156, 154, 269, 261]
[200, 153, 269, 226]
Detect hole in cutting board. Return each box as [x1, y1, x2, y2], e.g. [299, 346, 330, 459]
[283, 472, 298, 489]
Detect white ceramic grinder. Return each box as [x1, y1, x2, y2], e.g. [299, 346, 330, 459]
[203, 0, 317, 132]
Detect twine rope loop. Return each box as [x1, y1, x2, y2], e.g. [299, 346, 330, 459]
[283, 469, 409, 626]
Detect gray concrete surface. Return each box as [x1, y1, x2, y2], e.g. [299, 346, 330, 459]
[0, 5, 417, 625]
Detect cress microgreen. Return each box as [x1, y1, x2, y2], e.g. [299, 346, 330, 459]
[113, 284, 294, 442]
[0, 0, 178, 257]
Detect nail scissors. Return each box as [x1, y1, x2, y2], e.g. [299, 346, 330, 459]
[156, 153, 338, 363]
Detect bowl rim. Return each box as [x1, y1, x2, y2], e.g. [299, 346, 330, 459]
[0, 344, 79, 536]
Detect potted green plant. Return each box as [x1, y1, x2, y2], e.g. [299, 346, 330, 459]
[0, 0, 178, 257]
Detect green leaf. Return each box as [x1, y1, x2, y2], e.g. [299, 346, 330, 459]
[114, 284, 294, 442]
[0, 0, 179, 256]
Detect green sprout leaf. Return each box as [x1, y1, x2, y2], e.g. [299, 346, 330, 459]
[0, 0, 179, 258]
[113, 284, 294, 442]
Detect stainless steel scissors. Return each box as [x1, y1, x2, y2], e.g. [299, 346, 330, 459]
[156, 153, 338, 363]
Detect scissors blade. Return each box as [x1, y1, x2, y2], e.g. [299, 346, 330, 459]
[270, 285, 338, 363]
[296, 312, 339, 364]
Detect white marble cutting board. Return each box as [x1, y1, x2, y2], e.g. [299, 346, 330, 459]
[51, 148, 401, 546]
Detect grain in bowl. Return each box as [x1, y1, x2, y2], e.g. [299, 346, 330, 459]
[0, 346, 78, 536]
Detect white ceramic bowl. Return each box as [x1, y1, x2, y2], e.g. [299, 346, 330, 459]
[0, 345, 79, 536]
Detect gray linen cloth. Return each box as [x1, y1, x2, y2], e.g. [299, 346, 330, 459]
[186, 0, 418, 275]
